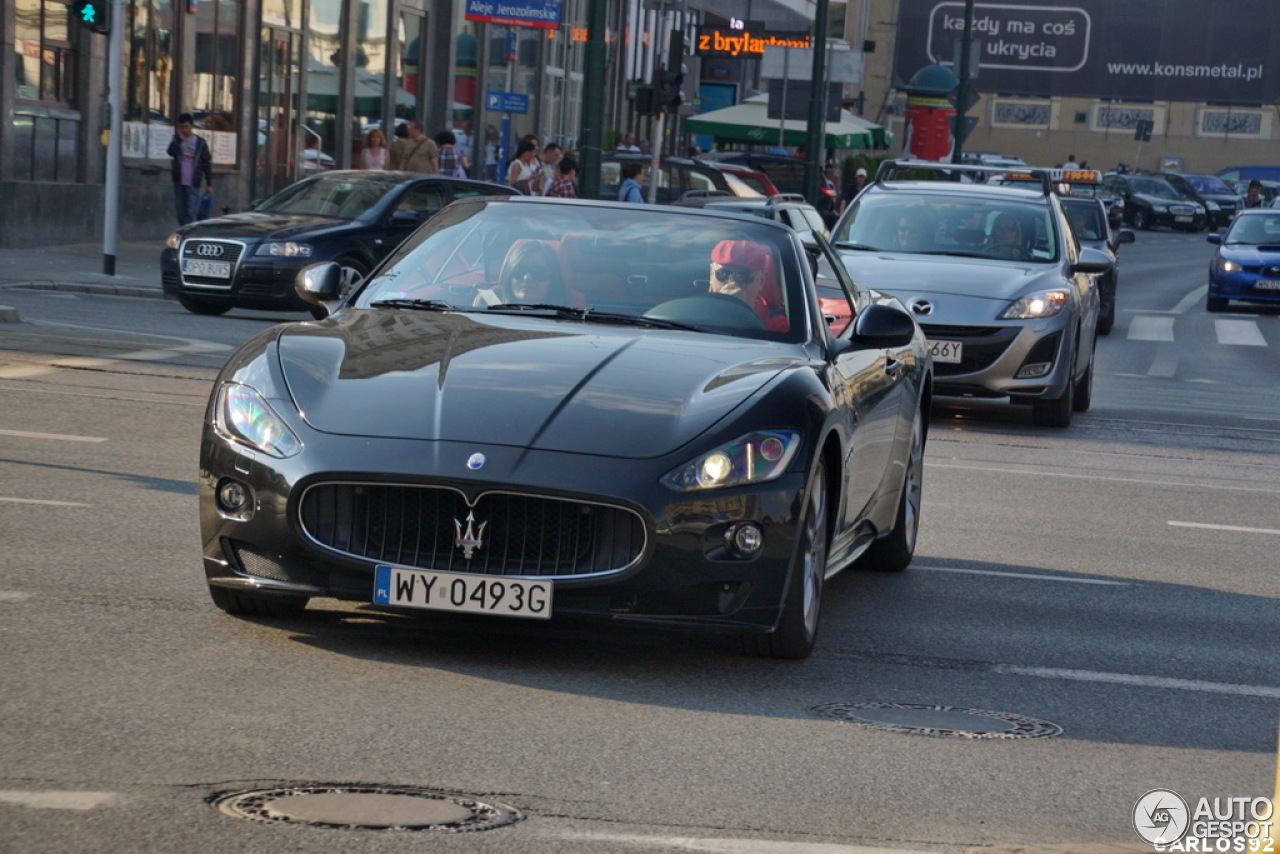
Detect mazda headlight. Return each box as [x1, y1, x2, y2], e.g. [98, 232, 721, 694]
[213, 383, 302, 458]
[662, 431, 801, 492]
[1000, 289, 1070, 319]
[1216, 257, 1242, 273]
[257, 241, 313, 258]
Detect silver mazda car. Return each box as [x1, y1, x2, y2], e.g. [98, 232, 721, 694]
[830, 160, 1112, 427]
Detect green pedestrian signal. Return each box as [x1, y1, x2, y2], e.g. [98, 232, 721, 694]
[72, 0, 110, 35]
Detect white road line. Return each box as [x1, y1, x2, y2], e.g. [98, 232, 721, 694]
[1128, 315, 1175, 341]
[0, 497, 91, 507]
[993, 664, 1280, 700]
[0, 591, 32, 602]
[0, 428, 107, 443]
[1215, 318, 1268, 346]
[1169, 520, 1280, 536]
[1172, 285, 1207, 314]
[0, 791, 120, 810]
[930, 462, 1280, 495]
[913, 565, 1129, 585]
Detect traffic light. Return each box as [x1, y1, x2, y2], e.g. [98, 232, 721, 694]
[71, 0, 110, 35]
[657, 68, 684, 110]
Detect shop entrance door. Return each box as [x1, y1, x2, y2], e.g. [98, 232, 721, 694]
[256, 28, 302, 198]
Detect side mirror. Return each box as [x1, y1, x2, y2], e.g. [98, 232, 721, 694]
[1073, 246, 1113, 275]
[848, 302, 917, 348]
[1206, 233, 1223, 245]
[1113, 229, 1136, 247]
[295, 261, 343, 316]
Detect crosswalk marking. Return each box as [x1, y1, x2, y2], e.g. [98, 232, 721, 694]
[1215, 318, 1268, 346]
[1127, 315, 1175, 341]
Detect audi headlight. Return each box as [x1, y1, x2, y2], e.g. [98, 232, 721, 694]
[1153, 203, 1170, 212]
[1216, 257, 1242, 273]
[165, 233, 181, 250]
[213, 383, 302, 458]
[257, 241, 313, 258]
[1000, 289, 1070, 319]
[662, 431, 801, 492]
[1205, 201, 1220, 211]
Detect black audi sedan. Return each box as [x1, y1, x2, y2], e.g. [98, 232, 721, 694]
[199, 196, 932, 659]
[161, 171, 516, 316]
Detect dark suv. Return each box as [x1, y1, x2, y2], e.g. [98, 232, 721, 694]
[1101, 172, 1207, 231]
[1161, 172, 1242, 229]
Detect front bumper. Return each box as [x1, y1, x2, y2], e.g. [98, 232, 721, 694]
[200, 425, 807, 633]
[922, 319, 1075, 402]
[1208, 271, 1280, 305]
[161, 246, 315, 312]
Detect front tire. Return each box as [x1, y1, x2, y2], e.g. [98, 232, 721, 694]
[335, 255, 371, 300]
[747, 460, 828, 659]
[1072, 354, 1093, 412]
[1132, 208, 1151, 230]
[861, 407, 924, 573]
[1032, 367, 1075, 427]
[177, 295, 231, 316]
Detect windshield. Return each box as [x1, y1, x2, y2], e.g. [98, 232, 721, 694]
[257, 174, 396, 218]
[1224, 213, 1280, 245]
[1129, 177, 1184, 200]
[1186, 175, 1234, 195]
[352, 200, 809, 342]
[831, 192, 1059, 262]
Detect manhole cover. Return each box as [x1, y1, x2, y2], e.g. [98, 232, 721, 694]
[211, 784, 523, 831]
[810, 702, 1063, 739]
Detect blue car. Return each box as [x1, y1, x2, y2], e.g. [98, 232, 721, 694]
[1206, 209, 1280, 312]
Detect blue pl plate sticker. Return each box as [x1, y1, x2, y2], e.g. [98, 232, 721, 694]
[373, 565, 392, 604]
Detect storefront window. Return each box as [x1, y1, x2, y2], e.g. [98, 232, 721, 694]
[13, 0, 76, 106]
[192, 0, 240, 134]
[124, 0, 174, 124]
[305, 0, 342, 166]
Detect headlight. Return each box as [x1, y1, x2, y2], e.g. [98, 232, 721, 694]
[1153, 203, 1169, 212]
[1205, 201, 1220, 211]
[1217, 257, 1242, 273]
[165, 233, 181, 250]
[213, 382, 302, 458]
[1000, 289, 1070, 319]
[662, 430, 801, 492]
[257, 241, 313, 258]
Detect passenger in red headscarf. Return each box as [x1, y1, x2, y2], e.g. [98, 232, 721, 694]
[708, 239, 788, 332]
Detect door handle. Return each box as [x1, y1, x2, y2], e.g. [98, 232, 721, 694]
[885, 356, 902, 374]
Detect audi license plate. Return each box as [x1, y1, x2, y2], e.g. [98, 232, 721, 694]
[373, 565, 552, 619]
[1254, 280, 1280, 290]
[182, 258, 231, 278]
[928, 339, 963, 364]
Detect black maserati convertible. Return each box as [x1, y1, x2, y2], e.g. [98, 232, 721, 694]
[199, 196, 933, 658]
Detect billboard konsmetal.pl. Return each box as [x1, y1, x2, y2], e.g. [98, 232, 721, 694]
[893, 0, 1276, 105]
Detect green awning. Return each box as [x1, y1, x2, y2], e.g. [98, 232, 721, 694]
[685, 94, 892, 150]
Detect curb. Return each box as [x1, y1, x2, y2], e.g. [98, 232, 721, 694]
[1, 282, 169, 300]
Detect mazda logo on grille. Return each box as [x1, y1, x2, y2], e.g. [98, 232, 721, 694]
[909, 299, 934, 316]
[194, 243, 224, 257]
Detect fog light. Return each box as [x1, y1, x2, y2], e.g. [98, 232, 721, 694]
[726, 522, 764, 556]
[1015, 362, 1052, 379]
[217, 479, 251, 514]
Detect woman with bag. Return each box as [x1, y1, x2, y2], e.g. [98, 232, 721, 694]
[435, 130, 469, 177]
[506, 140, 540, 195]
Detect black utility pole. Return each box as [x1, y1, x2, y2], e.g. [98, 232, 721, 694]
[950, 0, 976, 164]
[804, 0, 829, 205]
[578, 1, 609, 199]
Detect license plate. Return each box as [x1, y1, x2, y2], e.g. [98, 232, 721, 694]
[1173, 215, 1192, 223]
[182, 258, 231, 278]
[928, 339, 963, 364]
[373, 565, 553, 620]
[1256, 280, 1280, 290]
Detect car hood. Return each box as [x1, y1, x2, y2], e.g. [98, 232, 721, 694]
[837, 251, 1059, 303]
[273, 311, 795, 457]
[1219, 244, 1280, 261]
[180, 212, 353, 241]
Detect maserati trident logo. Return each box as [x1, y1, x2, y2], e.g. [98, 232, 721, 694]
[194, 243, 224, 257]
[453, 511, 487, 559]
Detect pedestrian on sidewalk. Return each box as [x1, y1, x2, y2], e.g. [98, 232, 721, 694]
[168, 113, 213, 226]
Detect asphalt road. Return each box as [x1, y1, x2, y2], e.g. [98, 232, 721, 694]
[0, 227, 1276, 853]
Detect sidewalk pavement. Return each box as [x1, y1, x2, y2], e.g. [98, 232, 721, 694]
[0, 240, 167, 299]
